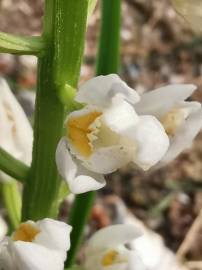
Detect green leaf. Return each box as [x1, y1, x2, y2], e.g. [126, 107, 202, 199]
[1, 180, 22, 230]
[0, 32, 45, 55]
[0, 147, 29, 183]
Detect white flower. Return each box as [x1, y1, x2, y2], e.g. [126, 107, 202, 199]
[0, 77, 33, 166]
[171, 0, 202, 33]
[135, 84, 202, 164]
[0, 218, 72, 270]
[83, 224, 145, 270]
[56, 74, 169, 194]
[0, 216, 7, 241]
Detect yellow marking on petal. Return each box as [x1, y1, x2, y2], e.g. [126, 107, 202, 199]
[13, 223, 40, 242]
[67, 111, 102, 157]
[101, 250, 119, 266]
[160, 108, 185, 136]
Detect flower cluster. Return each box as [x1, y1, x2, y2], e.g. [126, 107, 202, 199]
[56, 74, 202, 194]
[0, 219, 144, 270]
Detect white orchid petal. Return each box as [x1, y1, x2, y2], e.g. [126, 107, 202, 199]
[71, 162, 106, 194]
[76, 74, 139, 106]
[87, 224, 142, 251]
[84, 145, 133, 174]
[136, 84, 196, 117]
[56, 137, 77, 182]
[12, 242, 64, 270]
[161, 108, 202, 164]
[128, 251, 146, 270]
[102, 95, 139, 134]
[35, 218, 72, 257]
[0, 216, 8, 241]
[69, 174, 106, 194]
[122, 115, 169, 170]
[56, 137, 105, 194]
[0, 239, 17, 270]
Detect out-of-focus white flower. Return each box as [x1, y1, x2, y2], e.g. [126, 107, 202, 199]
[56, 74, 169, 194]
[0, 218, 72, 270]
[0, 78, 33, 181]
[0, 78, 33, 165]
[171, 0, 202, 33]
[107, 196, 188, 270]
[135, 84, 202, 164]
[0, 216, 7, 241]
[83, 224, 145, 270]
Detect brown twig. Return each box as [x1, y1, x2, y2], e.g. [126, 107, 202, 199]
[177, 209, 202, 259]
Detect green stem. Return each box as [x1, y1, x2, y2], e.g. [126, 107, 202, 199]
[66, 192, 96, 267]
[0, 33, 45, 55]
[96, 0, 121, 75]
[66, 0, 121, 267]
[22, 0, 88, 221]
[0, 147, 29, 182]
[1, 180, 21, 230]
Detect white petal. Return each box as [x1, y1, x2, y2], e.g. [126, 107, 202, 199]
[56, 138, 105, 194]
[56, 138, 77, 182]
[0, 77, 33, 165]
[87, 224, 142, 252]
[34, 218, 72, 257]
[0, 216, 8, 241]
[71, 165, 106, 194]
[102, 95, 139, 134]
[76, 74, 140, 107]
[83, 145, 133, 174]
[0, 238, 17, 270]
[128, 251, 146, 270]
[11, 242, 64, 270]
[123, 116, 169, 170]
[161, 108, 202, 164]
[136, 84, 196, 117]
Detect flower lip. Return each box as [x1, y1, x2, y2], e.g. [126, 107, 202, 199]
[101, 249, 128, 266]
[67, 109, 102, 157]
[12, 222, 40, 242]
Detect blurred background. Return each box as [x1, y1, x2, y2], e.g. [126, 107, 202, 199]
[0, 0, 202, 269]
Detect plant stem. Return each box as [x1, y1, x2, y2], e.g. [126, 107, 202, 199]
[66, 192, 96, 267]
[22, 0, 88, 221]
[0, 147, 29, 182]
[96, 0, 121, 75]
[66, 0, 121, 267]
[1, 180, 21, 230]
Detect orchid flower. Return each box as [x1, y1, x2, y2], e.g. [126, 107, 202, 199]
[135, 84, 202, 164]
[56, 74, 169, 193]
[0, 218, 72, 270]
[83, 224, 145, 270]
[0, 78, 33, 179]
[172, 0, 202, 33]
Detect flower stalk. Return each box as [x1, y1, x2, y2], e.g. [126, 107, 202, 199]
[66, 0, 121, 267]
[22, 0, 88, 221]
